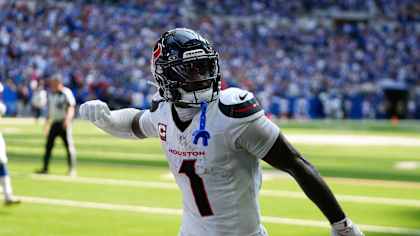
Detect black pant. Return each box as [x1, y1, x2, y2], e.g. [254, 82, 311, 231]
[32, 106, 42, 119]
[42, 121, 76, 171]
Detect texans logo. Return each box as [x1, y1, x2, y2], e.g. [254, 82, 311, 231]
[153, 43, 162, 62]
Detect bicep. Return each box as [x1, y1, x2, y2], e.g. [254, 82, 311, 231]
[262, 132, 303, 170]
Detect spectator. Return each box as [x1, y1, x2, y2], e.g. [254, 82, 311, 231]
[0, 0, 418, 119]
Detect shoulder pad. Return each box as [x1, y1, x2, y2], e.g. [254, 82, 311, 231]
[218, 88, 262, 118]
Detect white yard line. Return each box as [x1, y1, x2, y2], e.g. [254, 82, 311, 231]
[16, 195, 420, 235]
[0, 118, 40, 124]
[286, 134, 420, 147]
[394, 161, 420, 170]
[262, 170, 420, 189]
[20, 195, 182, 215]
[261, 190, 420, 207]
[0, 127, 21, 133]
[261, 216, 420, 235]
[325, 176, 420, 189]
[31, 174, 420, 208]
[7, 146, 162, 161]
[31, 174, 177, 189]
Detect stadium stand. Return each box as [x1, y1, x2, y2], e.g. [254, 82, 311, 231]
[0, 0, 419, 119]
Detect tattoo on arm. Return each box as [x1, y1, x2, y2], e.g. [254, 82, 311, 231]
[131, 111, 146, 139]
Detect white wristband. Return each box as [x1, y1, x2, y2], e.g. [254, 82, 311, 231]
[332, 218, 352, 230]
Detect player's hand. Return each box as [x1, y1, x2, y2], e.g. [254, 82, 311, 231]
[331, 218, 364, 236]
[79, 100, 112, 127]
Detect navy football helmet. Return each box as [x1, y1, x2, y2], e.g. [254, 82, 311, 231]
[151, 28, 221, 106]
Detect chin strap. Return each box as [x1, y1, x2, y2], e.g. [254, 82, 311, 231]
[192, 102, 210, 146]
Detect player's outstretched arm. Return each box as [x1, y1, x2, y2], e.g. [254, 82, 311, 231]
[79, 100, 147, 139]
[262, 133, 364, 236]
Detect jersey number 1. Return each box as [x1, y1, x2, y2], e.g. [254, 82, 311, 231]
[179, 160, 214, 217]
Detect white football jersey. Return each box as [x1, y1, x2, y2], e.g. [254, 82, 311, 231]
[0, 87, 7, 164]
[138, 88, 279, 236]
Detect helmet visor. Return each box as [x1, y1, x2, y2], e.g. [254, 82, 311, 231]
[164, 58, 218, 91]
[179, 79, 214, 92]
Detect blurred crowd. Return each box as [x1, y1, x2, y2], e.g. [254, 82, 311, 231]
[0, 0, 419, 119]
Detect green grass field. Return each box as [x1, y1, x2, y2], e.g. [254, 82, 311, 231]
[1, 118, 420, 236]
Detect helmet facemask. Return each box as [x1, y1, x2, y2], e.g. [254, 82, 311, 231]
[153, 54, 221, 107]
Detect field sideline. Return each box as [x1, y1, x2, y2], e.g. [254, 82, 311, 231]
[1, 118, 420, 236]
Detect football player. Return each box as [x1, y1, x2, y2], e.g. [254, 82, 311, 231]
[0, 82, 21, 205]
[80, 28, 364, 236]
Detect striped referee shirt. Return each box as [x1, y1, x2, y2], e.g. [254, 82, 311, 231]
[48, 87, 76, 122]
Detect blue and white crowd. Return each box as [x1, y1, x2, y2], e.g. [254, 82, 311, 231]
[0, 0, 419, 119]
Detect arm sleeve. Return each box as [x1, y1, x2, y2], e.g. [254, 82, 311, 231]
[94, 108, 139, 139]
[138, 110, 158, 138]
[96, 108, 157, 139]
[262, 134, 346, 224]
[235, 116, 280, 159]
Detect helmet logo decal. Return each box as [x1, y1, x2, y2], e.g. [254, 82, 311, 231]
[183, 49, 206, 59]
[153, 43, 162, 62]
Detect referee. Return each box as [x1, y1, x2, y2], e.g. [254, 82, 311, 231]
[36, 74, 77, 176]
